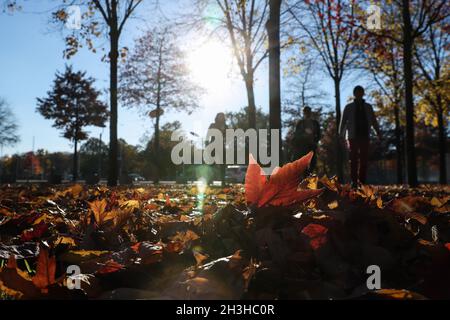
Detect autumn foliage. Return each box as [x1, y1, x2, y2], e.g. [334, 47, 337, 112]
[0, 157, 449, 299]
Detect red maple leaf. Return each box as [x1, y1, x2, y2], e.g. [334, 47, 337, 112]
[20, 221, 49, 242]
[301, 223, 328, 250]
[245, 152, 323, 208]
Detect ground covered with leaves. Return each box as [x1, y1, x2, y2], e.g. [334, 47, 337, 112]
[0, 177, 449, 300]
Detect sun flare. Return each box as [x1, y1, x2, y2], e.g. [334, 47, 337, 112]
[188, 40, 233, 93]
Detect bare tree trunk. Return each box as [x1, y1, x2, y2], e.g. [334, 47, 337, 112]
[107, 1, 119, 186]
[334, 78, 343, 180]
[245, 77, 257, 130]
[73, 105, 79, 182]
[267, 0, 282, 164]
[154, 42, 163, 183]
[394, 103, 404, 184]
[73, 138, 78, 182]
[437, 101, 447, 184]
[402, 0, 418, 186]
[154, 111, 160, 183]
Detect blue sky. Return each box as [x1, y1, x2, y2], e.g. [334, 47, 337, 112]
[0, 0, 355, 156]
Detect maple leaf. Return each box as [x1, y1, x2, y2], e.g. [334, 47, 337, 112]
[32, 245, 56, 292]
[245, 152, 323, 208]
[20, 221, 49, 242]
[0, 256, 40, 299]
[96, 260, 124, 274]
[88, 199, 116, 225]
[301, 223, 328, 250]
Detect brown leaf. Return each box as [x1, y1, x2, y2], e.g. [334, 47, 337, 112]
[0, 256, 40, 299]
[32, 245, 56, 292]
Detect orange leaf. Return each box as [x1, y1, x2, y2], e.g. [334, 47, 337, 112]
[193, 251, 208, 266]
[96, 260, 124, 274]
[244, 154, 266, 205]
[88, 199, 108, 225]
[245, 152, 322, 207]
[32, 246, 56, 291]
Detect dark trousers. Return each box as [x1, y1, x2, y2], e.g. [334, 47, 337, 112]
[349, 137, 369, 184]
[294, 144, 317, 172]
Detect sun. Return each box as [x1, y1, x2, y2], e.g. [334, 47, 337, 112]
[188, 39, 233, 93]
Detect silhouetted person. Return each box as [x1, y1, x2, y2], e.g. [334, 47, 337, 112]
[292, 106, 321, 172]
[208, 112, 227, 184]
[339, 86, 381, 188]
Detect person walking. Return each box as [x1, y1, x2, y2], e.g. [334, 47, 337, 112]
[292, 106, 321, 172]
[339, 86, 381, 188]
[207, 112, 227, 184]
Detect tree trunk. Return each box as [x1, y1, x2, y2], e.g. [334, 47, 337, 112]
[107, 2, 119, 186]
[394, 103, 404, 184]
[402, 0, 418, 186]
[267, 0, 282, 164]
[245, 77, 257, 130]
[334, 78, 343, 180]
[73, 138, 78, 182]
[154, 43, 163, 183]
[154, 111, 160, 183]
[437, 103, 447, 184]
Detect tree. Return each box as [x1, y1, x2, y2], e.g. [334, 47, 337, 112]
[360, 0, 449, 186]
[37, 66, 108, 182]
[193, 0, 269, 129]
[267, 0, 282, 162]
[226, 106, 269, 130]
[141, 121, 183, 181]
[80, 137, 108, 179]
[287, 0, 360, 180]
[0, 98, 20, 149]
[282, 57, 330, 128]
[51, 0, 145, 186]
[119, 27, 201, 182]
[358, 4, 406, 184]
[414, 20, 449, 184]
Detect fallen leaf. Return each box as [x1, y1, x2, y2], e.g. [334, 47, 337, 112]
[32, 245, 56, 292]
[327, 200, 339, 209]
[245, 152, 323, 207]
[301, 223, 328, 250]
[193, 250, 208, 266]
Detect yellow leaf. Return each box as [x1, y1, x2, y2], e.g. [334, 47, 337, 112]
[307, 176, 318, 189]
[56, 236, 76, 247]
[33, 214, 49, 225]
[68, 250, 109, 257]
[328, 200, 339, 209]
[217, 194, 227, 200]
[430, 197, 442, 207]
[59, 250, 110, 264]
[88, 199, 108, 224]
[120, 199, 140, 210]
[376, 197, 383, 209]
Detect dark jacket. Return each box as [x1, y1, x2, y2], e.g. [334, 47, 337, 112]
[339, 100, 380, 139]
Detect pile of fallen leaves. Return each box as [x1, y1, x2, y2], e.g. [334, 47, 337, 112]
[0, 153, 449, 300]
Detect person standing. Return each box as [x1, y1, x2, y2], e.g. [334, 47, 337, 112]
[207, 113, 227, 184]
[339, 86, 381, 188]
[292, 106, 321, 172]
